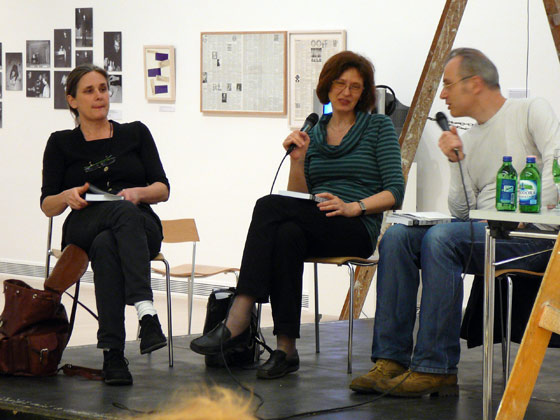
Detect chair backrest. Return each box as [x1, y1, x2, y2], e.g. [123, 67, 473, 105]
[161, 219, 200, 243]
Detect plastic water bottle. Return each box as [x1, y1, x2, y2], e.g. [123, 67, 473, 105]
[495, 156, 517, 211]
[518, 156, 541, 213]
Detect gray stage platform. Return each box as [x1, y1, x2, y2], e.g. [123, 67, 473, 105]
[0, 319, 559, 419]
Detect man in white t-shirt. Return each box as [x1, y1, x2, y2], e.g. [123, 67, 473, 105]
[350, 48, 560, 397]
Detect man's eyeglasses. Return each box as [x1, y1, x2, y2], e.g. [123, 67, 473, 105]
[331, 79, 364, 94]
[442, 75, 475, 90]
[84, 155, 116, 173]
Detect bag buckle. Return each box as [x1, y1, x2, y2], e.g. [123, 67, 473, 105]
[39, 348, 49, 363]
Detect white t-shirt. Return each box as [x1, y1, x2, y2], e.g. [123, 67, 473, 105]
[448, 98, 560, 219]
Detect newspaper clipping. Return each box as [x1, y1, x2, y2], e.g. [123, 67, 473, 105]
[201, 32, 286, 114]
[289, 31, 346, 127]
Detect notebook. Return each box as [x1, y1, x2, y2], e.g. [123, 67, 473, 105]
[277, 190, 328, 203]
[84, 185, 124, 202]
[386, 211, 452, 226]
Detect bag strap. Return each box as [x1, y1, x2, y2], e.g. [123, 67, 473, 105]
[60, 363, 103, 381]
[64, 281, 98, 344]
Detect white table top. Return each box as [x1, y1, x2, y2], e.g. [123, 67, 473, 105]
[470, 208, 560, 225]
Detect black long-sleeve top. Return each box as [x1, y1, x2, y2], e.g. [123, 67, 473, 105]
[41, 120, 169, 205]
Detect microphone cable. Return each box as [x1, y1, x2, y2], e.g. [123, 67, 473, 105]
[269, 153, 289, 195]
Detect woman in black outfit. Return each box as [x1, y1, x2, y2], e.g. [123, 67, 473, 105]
[40, 64, 170, 386]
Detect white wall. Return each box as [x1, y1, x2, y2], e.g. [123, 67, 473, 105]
[1, 0, 560, 316]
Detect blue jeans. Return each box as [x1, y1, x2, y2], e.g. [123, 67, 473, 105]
[371, 221, 554, 374]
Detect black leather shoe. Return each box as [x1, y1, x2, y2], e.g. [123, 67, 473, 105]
[139, 314, 167, 354]
[190, 322, 250, 356]
[103, 349, 133, 386]
[257, 350, 299, 379]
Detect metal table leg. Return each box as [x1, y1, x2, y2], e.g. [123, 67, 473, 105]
[483, 227, 496, 420]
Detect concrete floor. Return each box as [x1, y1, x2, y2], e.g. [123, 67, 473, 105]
[0, 317, 559, 419]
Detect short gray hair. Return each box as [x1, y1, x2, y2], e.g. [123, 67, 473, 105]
[446, 48, 500, 89]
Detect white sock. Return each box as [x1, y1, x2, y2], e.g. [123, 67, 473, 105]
[134, 300, 157, 321]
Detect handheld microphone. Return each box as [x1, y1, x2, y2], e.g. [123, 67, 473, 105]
[436, 111, 460, 157]
[285, 112, 319, 156]
[435, 111, 450, 131]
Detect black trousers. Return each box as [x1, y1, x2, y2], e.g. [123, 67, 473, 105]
[63, 201, 162, 350]
[236, 195, 373, 338]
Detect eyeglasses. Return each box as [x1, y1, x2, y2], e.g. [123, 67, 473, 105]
[84, 155, 116, 173]
[441, 75, 475, 90]
[331, 79, 364, 94]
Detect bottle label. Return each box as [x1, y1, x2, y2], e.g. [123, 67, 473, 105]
[498, 179, 516, 204]
[519, 180, 538, 205]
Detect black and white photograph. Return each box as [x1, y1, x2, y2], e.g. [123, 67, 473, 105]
[75, 8, 93, 47]
[104, 32, 122, 72]
[54, 71, 70, 109]
[0, 43, 2, 70]
[54, 29, 72, 68]
[0, 102, 2, 129]
[75, 50, 93, 66]
[26, 40, 50, 68]
[0, 73, 2, 99]
[108, 74, 122, 103]
[26, 70, 50, 98]
[6, 52, 22, 91]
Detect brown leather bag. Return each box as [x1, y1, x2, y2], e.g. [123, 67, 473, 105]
[0, 245, 88, 376]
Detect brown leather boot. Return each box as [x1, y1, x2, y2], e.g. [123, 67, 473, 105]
[44, 244, 88, 294]
[349, 359, 407, 394]
[376, 370, 458, 397]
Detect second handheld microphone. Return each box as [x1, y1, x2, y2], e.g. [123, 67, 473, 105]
[435, 111, 460, 157]
[435, 111, 450, 131]
[285, 112, 319, 156]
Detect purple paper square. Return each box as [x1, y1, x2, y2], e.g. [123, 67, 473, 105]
[147, 68, 161, 77]
[154, 85, 168, 94]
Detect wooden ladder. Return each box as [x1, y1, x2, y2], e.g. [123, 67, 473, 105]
[495, 233, 560, 419]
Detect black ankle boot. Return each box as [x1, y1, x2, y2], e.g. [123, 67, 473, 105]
[257, 350, 299, 379]
[103, 349, 133, 386]
[190, 322, 250, 356]
[139, 314, 167, 354]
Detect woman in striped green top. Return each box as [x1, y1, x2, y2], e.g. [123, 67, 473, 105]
[190, 51, 405, 379]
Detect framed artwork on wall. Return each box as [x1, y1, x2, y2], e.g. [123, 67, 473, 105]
[288, 30, 346, 128]
[6, 53, 22, 91]
[75, 8, 93, 48]
[143, 45, 175, 102]
[26, 40, 50, 68]
[200, 31, 287, 115]
[54, 29, 72, 68]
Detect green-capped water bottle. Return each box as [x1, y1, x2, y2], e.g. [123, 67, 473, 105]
[518, 156, 541, 213]
[495, 156, 517, 211]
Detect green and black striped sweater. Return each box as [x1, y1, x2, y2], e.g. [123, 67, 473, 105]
[304, 111, 405, 249]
